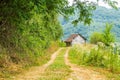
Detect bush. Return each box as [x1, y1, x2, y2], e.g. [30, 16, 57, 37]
[0, 41, 59, 78]
[90, 23, 115, 46]
[90, 32, 103, 44]
[102, 23, 115, 46]
[58, 41, 66, 47]
[84, 49, 105, 67]
[69, 46, 120, 73]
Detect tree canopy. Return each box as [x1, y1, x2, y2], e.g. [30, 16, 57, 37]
[0, 0, 117, 53]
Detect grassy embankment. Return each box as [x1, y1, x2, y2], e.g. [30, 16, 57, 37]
[0, 42, 59, 79]
[39, 48, 71, 80]
[69, 44, 120, 80]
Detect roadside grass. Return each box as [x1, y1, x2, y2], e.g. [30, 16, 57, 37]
[68, 44, 120, 80]
[39, 48, 71, 80]
[0, 42, 59, 79]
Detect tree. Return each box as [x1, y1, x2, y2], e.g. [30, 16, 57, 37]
[90, 23, 115, 45]
[0, 0, 117, 53]
[102, 23, 115, 46]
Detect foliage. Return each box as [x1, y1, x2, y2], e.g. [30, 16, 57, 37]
[58, 41, 66, 47]
[90, 23, 115, 45]
[69, 45, 120, 73]
[0, 0, 64, 54]
[0, 0, 118, 78]
[72, 0, 96, 25]
[102, 23, 115, 46]
[0, 0, 117, 53]
[90, 32, 103, 44]
[0, 41, 59, 78]
[61, 7, 120, 41]
[84, 49, 105, 67]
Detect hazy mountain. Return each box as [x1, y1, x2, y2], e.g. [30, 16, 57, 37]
[59, 7, 120, 42]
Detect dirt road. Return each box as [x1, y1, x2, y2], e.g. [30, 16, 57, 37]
[14, 48, 63, 80]
[64, 47, 106, 80]
[11, 47, 106, 80]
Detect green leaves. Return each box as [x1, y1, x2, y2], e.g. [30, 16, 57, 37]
[72, 0, 96, 25]
[102, 23, 115, 46]
[103, 0, 118, 9]
[90, 23, 115, 45]
[0, 0, 118, 54]
[90, 32, 103, 44]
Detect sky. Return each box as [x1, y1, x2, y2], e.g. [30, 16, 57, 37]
[68, 0, 120, 8]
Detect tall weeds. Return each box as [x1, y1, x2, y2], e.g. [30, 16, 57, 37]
[0, 41, 59, 78]
[69, 45, 120, 73]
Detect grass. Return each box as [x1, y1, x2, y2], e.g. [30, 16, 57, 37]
[39, 48, 71, 80]
[68, 44, 120, 80]
[0, 42, 59, 79]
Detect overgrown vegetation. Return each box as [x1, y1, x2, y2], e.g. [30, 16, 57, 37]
[90, 32, 103, 44]
[0, 0, 117, 79]
[58, 41, 66, 47]
[0, 0, 116, 53]
[69, 45, 120, 79]
[102, 23, 115, 45]
[90, 23, 115, 45]
[0, 42, 59, 79]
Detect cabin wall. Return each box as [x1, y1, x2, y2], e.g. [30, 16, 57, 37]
[71, 36, 85, 45]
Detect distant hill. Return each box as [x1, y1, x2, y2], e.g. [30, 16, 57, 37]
[59, 6, 120, 42]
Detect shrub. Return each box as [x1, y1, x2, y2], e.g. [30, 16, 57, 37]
[58, 41, 66, 47]
[69, 45, 120, 73]
[102, 23, 115, 46]
[84, 49, 105, 67]
[90, 23, 115, 46]
[90, 32, 103, 44]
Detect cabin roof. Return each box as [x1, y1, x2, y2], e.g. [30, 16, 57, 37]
[64, 34, 86, 42]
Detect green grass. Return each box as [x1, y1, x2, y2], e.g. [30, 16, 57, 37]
[39, 48, 71, 80]
[0, 42, 59, 79]
[68, 45, 120, 80]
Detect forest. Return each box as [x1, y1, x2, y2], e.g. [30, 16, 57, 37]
[60, 6, 120, 41]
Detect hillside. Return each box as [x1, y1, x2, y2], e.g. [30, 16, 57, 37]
[60, 7, 120, 41]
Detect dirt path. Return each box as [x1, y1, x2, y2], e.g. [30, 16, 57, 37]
[14, 48, 63, 80]
[64, 47, 106, 80]
[10, 47, 106, 80]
